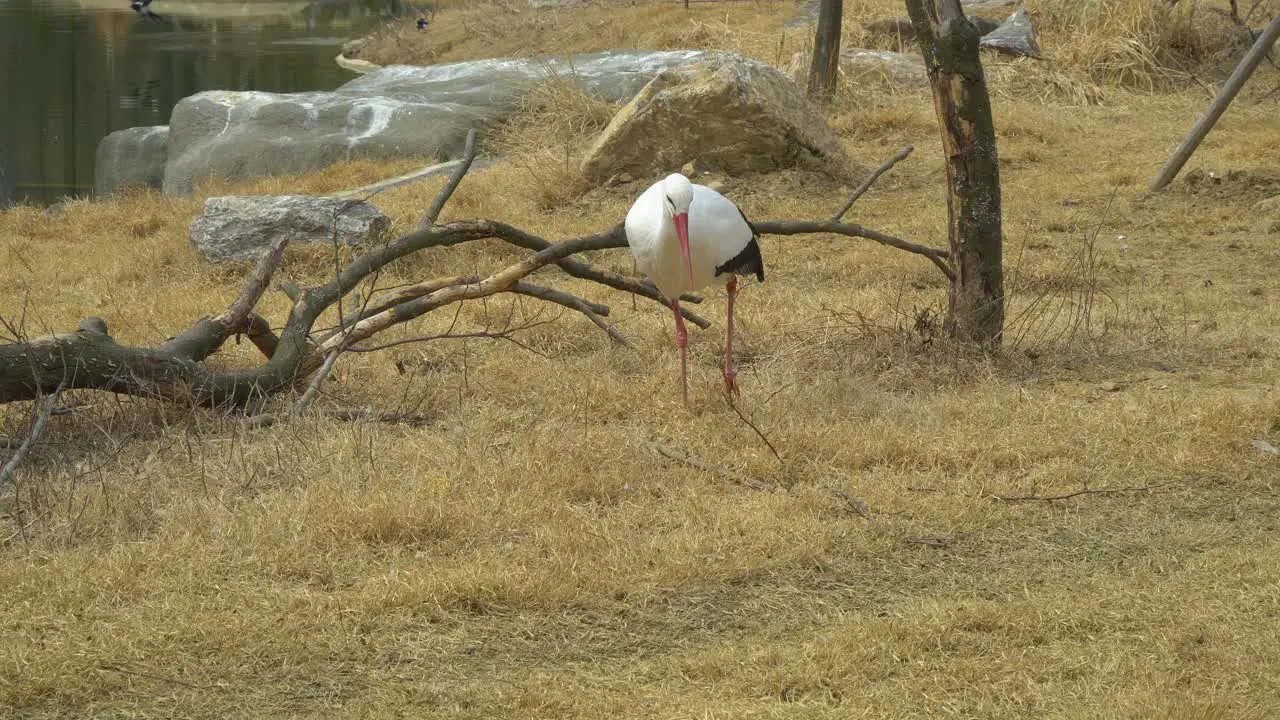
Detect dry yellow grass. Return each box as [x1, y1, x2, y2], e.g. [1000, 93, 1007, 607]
[3, 3, 1280, 718]
[362, 0, 807, 68]
[363, 0, 1278, 94]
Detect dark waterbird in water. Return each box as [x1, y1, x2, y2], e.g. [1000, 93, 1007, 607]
[130, 0, 162, 20]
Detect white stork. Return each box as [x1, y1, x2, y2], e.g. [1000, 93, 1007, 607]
[625, 173, 765, 405]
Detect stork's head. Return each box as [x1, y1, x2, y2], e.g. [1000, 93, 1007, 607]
[661, 173, 695, 286]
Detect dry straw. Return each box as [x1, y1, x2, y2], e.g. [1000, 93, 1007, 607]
[3, 0, 1280, 716]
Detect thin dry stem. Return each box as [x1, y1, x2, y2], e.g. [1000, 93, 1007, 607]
[0, 384, 63, 487]
[644, 439, 779, 493]
[831, 145, 915, 222]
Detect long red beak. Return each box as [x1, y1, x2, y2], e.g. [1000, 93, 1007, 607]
[673, 212, 693, 287]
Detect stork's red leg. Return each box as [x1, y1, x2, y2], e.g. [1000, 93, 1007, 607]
[671, 299, 689, 407]
[724, 277, 739, 396]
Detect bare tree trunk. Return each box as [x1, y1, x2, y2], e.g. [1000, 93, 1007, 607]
[905, 0, 1004, 346]
[808, 0, 843, 102]
[1148, 12, 1280, 192]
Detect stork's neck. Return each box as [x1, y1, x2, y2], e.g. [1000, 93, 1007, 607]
[655, 206, 678, 248]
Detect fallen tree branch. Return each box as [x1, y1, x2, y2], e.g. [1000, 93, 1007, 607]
[509, 281, 632, 348]
[0, 160, 947, 409]
[421, 127, 479, 229]
[293, 349, 341, 415]
[346, 327, 550, 354]
[753, 219, 954, 281]
[160, 234, 291, 360]
[321, 222, 710, 338]
[313, 231, 633, 352]
[319, 276, 631, 348]
[832, 145, 914, 221]
[0, 384, 63, 487]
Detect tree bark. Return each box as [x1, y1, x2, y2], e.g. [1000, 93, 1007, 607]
[1148, 12, 1280, 192]
[905, 0, 1004, 346]
[808, 0, 843, 102]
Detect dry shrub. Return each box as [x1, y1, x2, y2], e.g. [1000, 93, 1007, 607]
[488, 76, 619, 210]
[989, 58, 1111, 106]
[1024, 0, 1258, 90]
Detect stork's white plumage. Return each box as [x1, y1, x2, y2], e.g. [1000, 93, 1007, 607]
[625, 173, 765, 405]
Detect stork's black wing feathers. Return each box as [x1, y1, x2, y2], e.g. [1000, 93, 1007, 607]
[715, 205, 765, 282]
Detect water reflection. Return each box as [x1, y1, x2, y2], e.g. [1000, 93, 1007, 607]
[0, 0, 407, 206]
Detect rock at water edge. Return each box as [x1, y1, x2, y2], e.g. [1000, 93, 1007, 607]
[95, 126, 169, 197]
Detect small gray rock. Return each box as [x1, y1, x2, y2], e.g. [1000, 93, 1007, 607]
[94, 125, 169, 197]
[78, 317, 110, 335]
[44, 198, 75, 217]
[341, 38, 366, 58]
[980, 9, 1042, 58]
[1253, 439, 1280, 454]
[189, 195, 390, 263]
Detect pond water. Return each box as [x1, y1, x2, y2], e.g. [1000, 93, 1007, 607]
[0, 0, 410, 206]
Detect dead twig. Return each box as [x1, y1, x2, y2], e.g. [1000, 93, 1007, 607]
[421, 127, 479, 229]
[97, 663, 212, 691]
[831, 145, 914, 222]
[244, 407, 433, 429]
[644, 439, 778, 492]
[510, 280, 632, 348]
[990, 482, 1174, 502]
[725, 397, 782, 463]
[902, 536, 953, 548]
[0, 384, 64, 487]
[347, 320, 556, 354]
[292, 349, 342, 416]
[830, 488, 874, 521]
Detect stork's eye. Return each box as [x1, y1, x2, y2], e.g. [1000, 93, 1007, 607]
[665, 196, 677, 213]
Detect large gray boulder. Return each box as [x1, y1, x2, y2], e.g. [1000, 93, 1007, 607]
[189, 195, 390, 263]
[980, 9, 1042, 58]
[163, 49, 711, 196]
[94, 126, 169, 197]
[581, 52, 856, 184]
